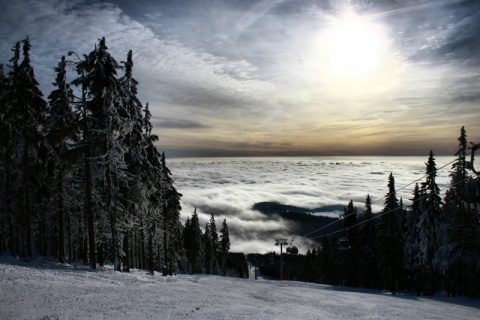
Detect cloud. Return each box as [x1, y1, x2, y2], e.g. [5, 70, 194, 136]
[153, 118, 209, 129]
[169, 156, 453, 253]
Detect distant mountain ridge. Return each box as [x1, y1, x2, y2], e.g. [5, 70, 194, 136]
[252, 202, 342, 239]
[252, 202, 344, 215]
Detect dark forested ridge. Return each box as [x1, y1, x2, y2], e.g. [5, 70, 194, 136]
[253, 201, 340, 235]
[0, 38, 246, 278]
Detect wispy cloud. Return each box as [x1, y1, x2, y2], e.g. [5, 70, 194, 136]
[0, 0, 479, 156]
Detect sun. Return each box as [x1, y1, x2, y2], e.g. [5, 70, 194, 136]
[325, 14, 385, 78]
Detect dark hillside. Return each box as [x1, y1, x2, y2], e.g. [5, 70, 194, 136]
[252, 202, 340, 237]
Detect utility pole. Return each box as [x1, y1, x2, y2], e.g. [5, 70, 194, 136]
[275, 239, 288, 280]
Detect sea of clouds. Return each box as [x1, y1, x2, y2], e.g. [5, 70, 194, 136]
[168, 156, 453, 254]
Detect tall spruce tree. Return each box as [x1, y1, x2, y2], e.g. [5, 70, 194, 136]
[444, 127, 468, 208]
[377, 173, 404, 294]
[160, 152, 183, 275]
[403, 183, 423, 295]
[8, 38, 50, 258]
[81, 38, 131, 270]
[357, 194, 378, 288]
[119, 49, 146, 272]
[340, 200, 359, 287]
[219, 218, 230, 276]
[183, 209, 203, 273]
[69, 49, 95, 267]
[209, 212, 219, 274]
[418, 151, 442, 294]
[320, 233, 335, 284]
[47, 55, 78, 263]
[203, 223, 212, 274]
[435, 128, 480, 297]
[0, 63, 14, 255]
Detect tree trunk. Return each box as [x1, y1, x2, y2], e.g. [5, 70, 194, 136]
[67, 209, 72, 263]
[140, 216, 146, 270]
[148, 230, 154, 275]
[106, 159, 119, 271]
[57, 169, 65, 263]
[123, 229, 130, 272]
[85, 144, 96, 269]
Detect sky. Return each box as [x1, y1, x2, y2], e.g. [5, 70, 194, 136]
[1, 0, 479, 157]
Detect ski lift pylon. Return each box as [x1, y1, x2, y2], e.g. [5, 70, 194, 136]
[463, 142, 480, 211]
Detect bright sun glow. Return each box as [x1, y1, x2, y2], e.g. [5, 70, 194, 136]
[326, 15, 385, 77]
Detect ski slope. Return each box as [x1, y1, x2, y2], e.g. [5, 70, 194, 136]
[0, 256, 478, 320]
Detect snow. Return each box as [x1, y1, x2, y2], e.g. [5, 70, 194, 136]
[1, 256, 478, 320]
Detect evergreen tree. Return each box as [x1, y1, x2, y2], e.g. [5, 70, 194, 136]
[69, 48, 95, 268]
[403, 183, 423, 295]
[160, 152, 183, 275]
[47, 55, 78, 263]
[184, 209, 203, 273]
[340, 200, 359, 287]
[444, 127, 468, 209]
[209, 212, 219, 274]
[357, 194, 378, 288]
[435, 128, 480, 297]
[303, 249, 315, 282]
[0, 63, 14, 255]
[319, 233, 335, 284]
[203, 223, 212, 274]
[118, 49, 146, 272]
[377, 173, 403, 294]
[219, 218, 230, 275]
[72, 38, 132, 270]
[435, 201, 480, 297]
[8, 38, 50, 258]
[418, 151, 442, 294]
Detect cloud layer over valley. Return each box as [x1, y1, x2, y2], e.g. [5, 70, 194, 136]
[169, 156, 452, 253]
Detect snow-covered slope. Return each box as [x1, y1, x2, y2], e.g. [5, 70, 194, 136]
[0, 257, 478, 320]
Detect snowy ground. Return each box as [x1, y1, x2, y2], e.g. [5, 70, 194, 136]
[1, 256, 478, 320]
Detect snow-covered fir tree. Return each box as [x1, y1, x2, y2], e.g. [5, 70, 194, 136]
[202, 223, 212, 274]
[219, 218, 230, 275]
[183, 209, 203, 274]
[418, 151, 443, 294]
[403, 183, 423, 294]
[444, 127, 468, 208]
[47, 55, 78, 263]
[5, 39, 50, 258]
[377, 173, 403, 294]
[209, 212, 220, 274]
[339, 200, 359, 287]
[435, 127, 480, 297]
[357, 194, 378, 289]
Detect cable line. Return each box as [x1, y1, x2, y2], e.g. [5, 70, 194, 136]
[302, 154, 466, 239]
[308, 177, 467, 241]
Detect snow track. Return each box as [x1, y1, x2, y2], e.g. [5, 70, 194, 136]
[0, 257, 478, 320]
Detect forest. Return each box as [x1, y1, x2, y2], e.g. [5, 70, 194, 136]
[0, 38, 247, 278]
[249, 131, 480, 297]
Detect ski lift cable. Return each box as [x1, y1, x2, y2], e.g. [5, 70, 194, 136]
[308, 177, 468, 241]
[303, 155, 460, 238]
